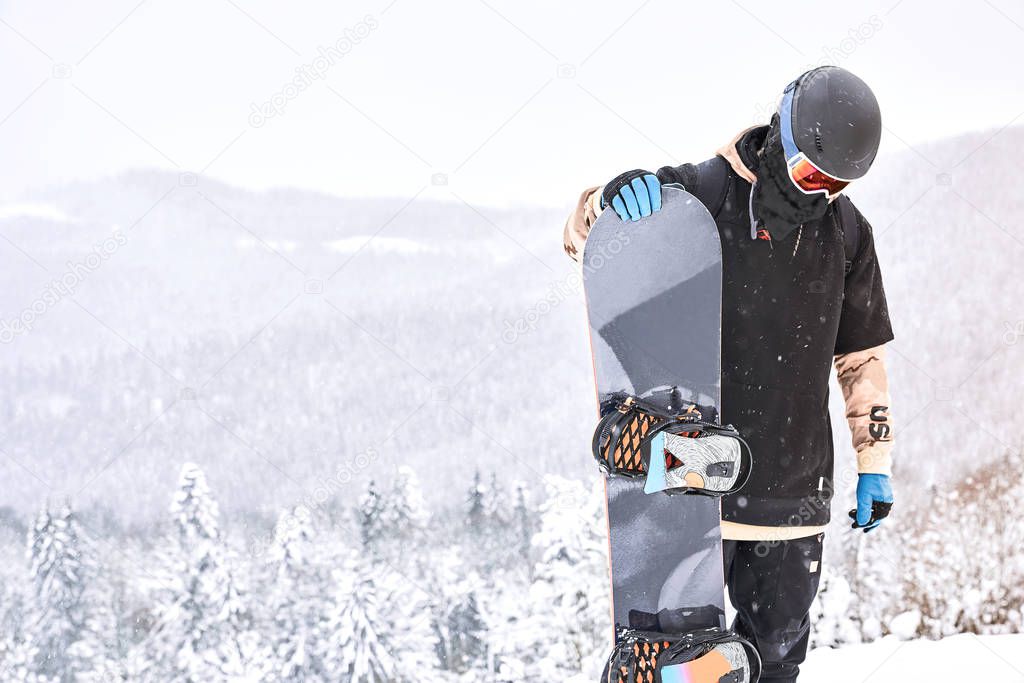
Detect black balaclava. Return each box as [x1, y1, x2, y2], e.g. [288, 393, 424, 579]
[751, 114, 829, 240]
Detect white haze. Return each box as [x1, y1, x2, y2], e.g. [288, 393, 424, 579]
[0, 125, 1022, 527]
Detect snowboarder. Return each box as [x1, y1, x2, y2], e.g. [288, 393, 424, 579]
[564, 66, 895, 682]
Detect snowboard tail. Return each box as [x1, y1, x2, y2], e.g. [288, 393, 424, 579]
[603, 627, 761, 683]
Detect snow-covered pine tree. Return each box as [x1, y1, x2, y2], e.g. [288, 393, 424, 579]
[466, 469, 514, 574]
[319, 562, 397, 682]
[379, 570, 442, 682]
[0, 637, 36, 683]
[431, 561, 488, 676]
[482, 567, 532, 682]
[466, 470, 487, 531]
[86, 570, 133, 683]
[144, 463, 268, 681]
[270, 505, 315, 584]
[446, 585, 488, 674]
[370, 465, 433, 579]
[0, 583, 8, 675]
[511, 481, 534, 575]
[522, 476, 609, 680]
[321, 555, 443, 682]
[358, 480, 387, 550]
[268, 506, 326, 681]
[0, 577, 29, 681]
[427, 551, 463, 674]
[385, 466, 427, 540]
[485, 472, 504, 524]
[170, 463, 218, 546]
[22, 502, 105, 681]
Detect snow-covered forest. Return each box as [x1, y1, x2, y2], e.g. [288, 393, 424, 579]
[3, 455, 1024, 681]
[2, 124, 1024, 680]
[0, 462, 606, 681]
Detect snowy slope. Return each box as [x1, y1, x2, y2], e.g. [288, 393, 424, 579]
[803, 633, 1024, 682]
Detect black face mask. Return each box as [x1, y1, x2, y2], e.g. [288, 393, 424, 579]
[752, 117, 829, 241]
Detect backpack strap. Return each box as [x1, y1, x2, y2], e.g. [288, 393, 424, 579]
[658, 156, 731, 219]
[663, 157, 861, 273]
[692, 156, 730, 218]
[835, 195, 861, 275]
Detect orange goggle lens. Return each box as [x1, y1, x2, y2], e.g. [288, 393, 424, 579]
[788, 155, 850, 198]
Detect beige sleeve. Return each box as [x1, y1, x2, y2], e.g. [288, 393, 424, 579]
[563, 186, 603, 262]
[834, 345, 894, 476]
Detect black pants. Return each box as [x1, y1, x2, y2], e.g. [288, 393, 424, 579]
[722, 534, 824, 683]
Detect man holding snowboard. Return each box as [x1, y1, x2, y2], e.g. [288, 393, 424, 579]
[565, 66, 895, 682]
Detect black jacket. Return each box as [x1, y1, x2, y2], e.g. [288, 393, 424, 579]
[657, 128, 894, 526]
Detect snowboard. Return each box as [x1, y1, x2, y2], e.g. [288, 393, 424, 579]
[582, 187, 734, 678]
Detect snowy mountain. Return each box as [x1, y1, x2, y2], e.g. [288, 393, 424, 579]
[2, 126, 1022, 527]
[0, 171, 589, 523]
[1, 121, 1023, 676]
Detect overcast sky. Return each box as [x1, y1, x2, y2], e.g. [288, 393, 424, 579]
[2, 0, 1023, 209]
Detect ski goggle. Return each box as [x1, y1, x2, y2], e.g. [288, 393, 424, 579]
[778, 84, 853, 199]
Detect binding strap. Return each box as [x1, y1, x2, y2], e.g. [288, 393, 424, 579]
[591, 393, 752, 497]
[604, 627, 762, 683]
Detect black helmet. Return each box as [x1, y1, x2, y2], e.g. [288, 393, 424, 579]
[782, 66, 881, 180]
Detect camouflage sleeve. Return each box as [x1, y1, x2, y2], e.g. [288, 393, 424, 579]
[563, 186, 603, 262]
[834, 345, 894, 476]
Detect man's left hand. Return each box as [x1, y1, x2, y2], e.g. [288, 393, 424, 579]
[849, 473, 893, 533]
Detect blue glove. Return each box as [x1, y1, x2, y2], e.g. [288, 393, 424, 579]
[849, 473, 894, 533]
[600, 169, 662, 222]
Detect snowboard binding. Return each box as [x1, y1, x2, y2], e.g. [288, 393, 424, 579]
[592, 392, 752, 497]
[602, 627, 761, 683]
